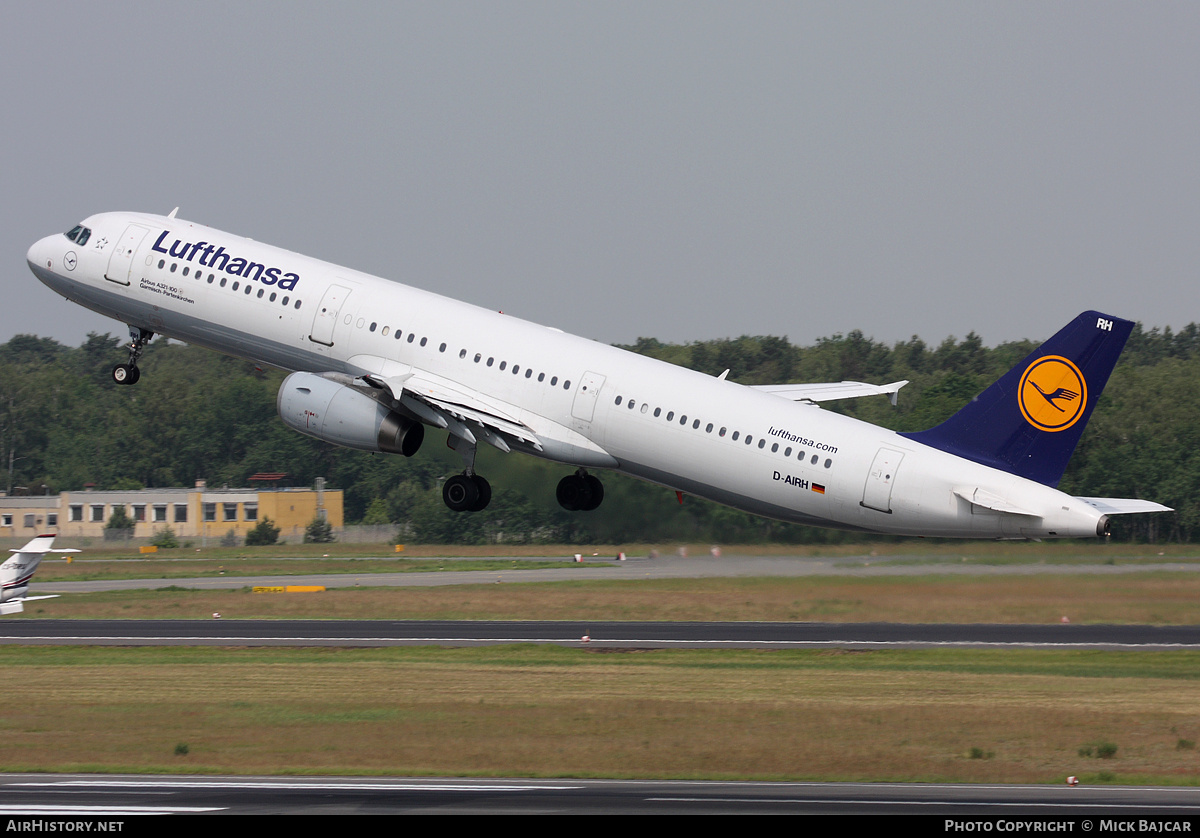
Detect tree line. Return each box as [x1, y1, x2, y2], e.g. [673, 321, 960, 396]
[0, 322, 1192, 543]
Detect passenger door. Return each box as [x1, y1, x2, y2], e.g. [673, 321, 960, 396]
[105, 224, 151, 285]
[309, 284, 352, 346]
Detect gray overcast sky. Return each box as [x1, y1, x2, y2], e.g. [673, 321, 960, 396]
[4, 2, 1198, 351]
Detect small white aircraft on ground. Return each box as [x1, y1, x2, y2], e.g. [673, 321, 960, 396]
[0, 534, 76, 615]
[26, 211, 1170, 539]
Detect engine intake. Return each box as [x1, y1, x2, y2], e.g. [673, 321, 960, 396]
[277, 372, 424, 456]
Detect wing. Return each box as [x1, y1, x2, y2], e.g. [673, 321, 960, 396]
[346, 354, 616, 468]
[750, 380, 909, 406]
[364, 367, 540, 453]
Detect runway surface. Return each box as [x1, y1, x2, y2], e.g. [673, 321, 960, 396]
[2, 618, 1198, 648]
[1, 774, 1198, 815]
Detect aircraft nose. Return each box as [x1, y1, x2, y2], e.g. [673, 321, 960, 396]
[27, 235, 55, 272]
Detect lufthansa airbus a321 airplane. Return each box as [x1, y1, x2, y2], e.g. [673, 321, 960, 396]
[27, 210, 1169, 538]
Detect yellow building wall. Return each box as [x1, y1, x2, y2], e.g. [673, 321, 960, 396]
[258, 492, 343, 541]
[12, 489, 343, 543]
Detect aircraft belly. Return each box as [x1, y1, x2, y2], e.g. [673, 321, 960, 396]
[29, 263, 132, 325]
[46, 265, 333, 374]
[598, 417, 852, 529]
[615, 456, 869, 531]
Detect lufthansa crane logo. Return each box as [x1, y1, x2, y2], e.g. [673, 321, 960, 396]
[1018, 355, 1087, 432]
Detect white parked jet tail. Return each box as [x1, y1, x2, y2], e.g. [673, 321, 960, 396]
[0, 534, 77, 615]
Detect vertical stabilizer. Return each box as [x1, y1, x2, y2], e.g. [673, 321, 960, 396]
[901, 311, 1131, 487]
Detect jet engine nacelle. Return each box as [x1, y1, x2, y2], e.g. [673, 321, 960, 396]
[277, 371, 424, 456]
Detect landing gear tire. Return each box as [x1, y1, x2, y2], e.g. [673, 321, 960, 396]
[582, 475, 603, 511]
[469, 474, 492, 512]
[443, 473, 480, 512]
[112, 364, 139, 385]
[557, 473, 604, 511]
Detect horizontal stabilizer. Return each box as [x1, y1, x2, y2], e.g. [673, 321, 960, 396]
[753, 380, 909, 406]
[1074, 497, 1174, 515]
[9, 534, 79, 555]
[953, 487, 1037, 516]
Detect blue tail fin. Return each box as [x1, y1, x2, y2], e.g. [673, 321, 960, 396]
[900, 311, 1132, 487]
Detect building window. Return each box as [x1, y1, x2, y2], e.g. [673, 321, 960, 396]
[91, 505, 105, 523]
[133, 505, 146, 523]
[47, 513, 57, 527]
[153, 505, 167, 523]
[223, 503, 238, 522]
[1, 515, 10, 527]
[174, 504, 188, 523]
[204, 503, 216, 522]
[23, 514, 35, 529]
[69, 505, 82, 522]
[244, 503, 258, 522]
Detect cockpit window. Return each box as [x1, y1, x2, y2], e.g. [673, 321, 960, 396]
[64, 225, 91, 246]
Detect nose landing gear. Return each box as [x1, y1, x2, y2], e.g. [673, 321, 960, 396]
[111, 326, 154, 386]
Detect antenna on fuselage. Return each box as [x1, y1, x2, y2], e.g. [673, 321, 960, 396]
[167, 207, 179, 219]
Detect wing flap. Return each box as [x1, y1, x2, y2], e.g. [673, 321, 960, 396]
[359, 367, 542, 451]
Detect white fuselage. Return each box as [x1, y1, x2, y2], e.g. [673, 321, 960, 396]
[27, 212, 1108, 538]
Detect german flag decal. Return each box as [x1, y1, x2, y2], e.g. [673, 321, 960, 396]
[812, 483, 826, 495]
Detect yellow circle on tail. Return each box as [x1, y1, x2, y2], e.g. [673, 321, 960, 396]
[1018, 355, 1087, 432]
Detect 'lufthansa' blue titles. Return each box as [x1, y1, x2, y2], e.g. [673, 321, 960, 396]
[151, 230, 300, 290]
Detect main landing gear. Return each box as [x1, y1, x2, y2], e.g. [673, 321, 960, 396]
[439, 455, 605, 514]
[556, 469, 604, 511]
[442, 473, 492, 512]
[441, 434, 493, 512]
[112, 326, 154, 386]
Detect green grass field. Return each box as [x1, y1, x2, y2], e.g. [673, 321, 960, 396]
[2, 645, 1199, 783]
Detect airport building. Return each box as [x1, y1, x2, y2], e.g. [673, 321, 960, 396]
[0, 479, 343, 545]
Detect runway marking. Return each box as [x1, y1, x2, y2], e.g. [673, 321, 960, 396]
[2, 635, 1200, 650]
[13, 780, 581, 792]
[652, 797, 1200, 809]
[0, 805, 223, 814]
